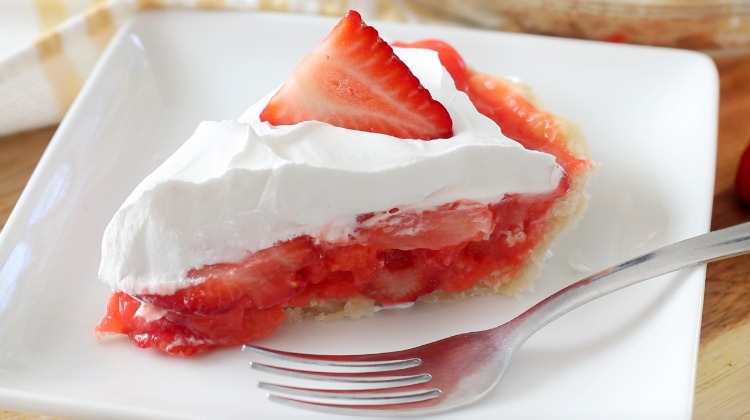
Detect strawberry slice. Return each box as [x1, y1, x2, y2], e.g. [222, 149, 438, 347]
[138, 236, 320, 315]
[259, 10, 453, 140]
[352, 200, 494, 251]
[737, 138, 750, 206]
[363, 267, 437, 305]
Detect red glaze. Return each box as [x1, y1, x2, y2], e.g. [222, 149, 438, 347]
[736, 138, 750, 206]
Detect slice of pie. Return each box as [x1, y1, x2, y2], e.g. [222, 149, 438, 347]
[96, 11, 592, 356]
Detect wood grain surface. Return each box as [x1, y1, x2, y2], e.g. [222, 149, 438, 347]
[1, 54, 749, 419]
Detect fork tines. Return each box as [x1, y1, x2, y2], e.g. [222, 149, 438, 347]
[243, 344, 443, 411]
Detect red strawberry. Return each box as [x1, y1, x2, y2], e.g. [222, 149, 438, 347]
[602, 33, 629, 43]
[352, 200, 494, 251]
[363, 267, 437, 304]
[736, 138, 750, 206]
[466, 72, 590, 176]
[138, 236, 320, 315]
[95, 291, 287, 356]
[260, 10, 453, 140]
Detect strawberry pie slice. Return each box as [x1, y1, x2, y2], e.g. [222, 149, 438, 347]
[96, 11, 592, 356]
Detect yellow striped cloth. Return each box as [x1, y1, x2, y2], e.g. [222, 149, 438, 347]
[0, 0, 458, 137]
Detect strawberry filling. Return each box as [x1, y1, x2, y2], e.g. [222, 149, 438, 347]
[97, 187, 566, 356]
[96, 11, 589, 356]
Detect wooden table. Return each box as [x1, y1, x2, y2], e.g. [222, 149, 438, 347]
[1, 54, 749, 419]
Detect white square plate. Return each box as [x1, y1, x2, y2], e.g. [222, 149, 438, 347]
[0, 10, 718, 419]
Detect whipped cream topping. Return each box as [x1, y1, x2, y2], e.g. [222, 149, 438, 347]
[99, 47, 565, 295]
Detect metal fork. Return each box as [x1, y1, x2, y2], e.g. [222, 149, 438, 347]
[243, 221, 750, 417]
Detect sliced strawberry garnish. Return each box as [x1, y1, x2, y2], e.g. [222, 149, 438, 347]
[259, 10, 453, 140]
[391, 39, 470, 92]
[138, 236, 320, 315]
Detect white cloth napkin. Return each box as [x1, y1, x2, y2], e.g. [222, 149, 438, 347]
[0, 0, 448, 137]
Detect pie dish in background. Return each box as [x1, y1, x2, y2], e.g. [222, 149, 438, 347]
[406, 0, 750, 55]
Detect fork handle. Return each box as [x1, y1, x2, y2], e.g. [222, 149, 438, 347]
[505, 221, 750, 342]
